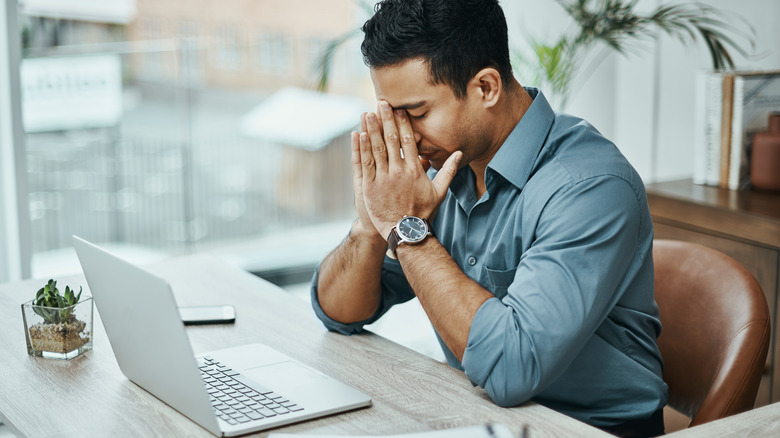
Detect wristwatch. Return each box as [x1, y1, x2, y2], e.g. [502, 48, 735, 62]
[387, 215, 433, 259]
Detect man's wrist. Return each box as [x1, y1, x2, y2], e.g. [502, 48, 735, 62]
[394, 233, 436, 259]
[350, 219, 387, 247]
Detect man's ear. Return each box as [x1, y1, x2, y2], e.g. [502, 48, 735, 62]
[470, 67, 502, 108]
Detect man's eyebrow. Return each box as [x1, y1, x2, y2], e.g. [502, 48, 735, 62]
[391, 101, 426, 111]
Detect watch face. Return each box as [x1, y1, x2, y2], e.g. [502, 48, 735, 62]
[397, 216, 428, 243]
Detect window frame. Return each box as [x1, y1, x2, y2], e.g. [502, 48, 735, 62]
[0, 0, 32, 282]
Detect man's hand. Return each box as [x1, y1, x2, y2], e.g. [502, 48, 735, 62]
[349, 114, 382, 240]
[357, 100, 462, 240]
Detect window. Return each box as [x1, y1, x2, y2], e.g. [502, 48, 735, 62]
[0, 0, 30, 282]
[3, 0, 373, 285]
[215, 24, 242, 71]
[255, 31, 292, 76]
[305, 36, 329, 75]
[137, 17, 165, 80]
[177, 19, 203, 84]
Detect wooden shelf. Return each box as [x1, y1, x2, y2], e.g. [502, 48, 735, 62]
[646, 179, 780, 248]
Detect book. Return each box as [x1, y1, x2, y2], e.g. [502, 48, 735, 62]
[693, 70, 725, 186]
[692, 71, 707, 185]
[718, 74, 735, 188]
[728, 71, 780, 190]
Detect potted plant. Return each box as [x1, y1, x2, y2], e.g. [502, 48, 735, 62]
[512, 0, 755, 109]
[21, 279, 93, 360]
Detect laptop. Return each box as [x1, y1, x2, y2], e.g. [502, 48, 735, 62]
[72, 236, 372, 437]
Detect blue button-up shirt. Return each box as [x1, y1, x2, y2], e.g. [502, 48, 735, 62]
[311, 88, 668, 427]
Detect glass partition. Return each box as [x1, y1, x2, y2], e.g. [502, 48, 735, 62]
[16, 0, 373, 281]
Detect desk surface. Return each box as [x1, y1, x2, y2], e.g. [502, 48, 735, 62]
[0, 254, 609, 438]
[664, 401, 780, 437]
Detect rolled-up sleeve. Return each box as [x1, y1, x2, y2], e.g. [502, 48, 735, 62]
[310, 255, 416, 335]
[462, 176, 644, 406]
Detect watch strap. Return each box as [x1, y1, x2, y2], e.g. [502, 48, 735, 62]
[387, 228, 403, 258]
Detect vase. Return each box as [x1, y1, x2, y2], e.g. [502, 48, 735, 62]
[751, 112, 780, 191]
[21, 297, 94, 360]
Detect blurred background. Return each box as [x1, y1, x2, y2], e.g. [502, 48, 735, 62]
[12, 0, 372, 277]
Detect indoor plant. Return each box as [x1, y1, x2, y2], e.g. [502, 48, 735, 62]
[21, 279, 93, 360]
[513, 0, 755, 108]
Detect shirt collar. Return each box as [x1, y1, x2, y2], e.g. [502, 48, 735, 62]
[445, 87, 555, 208]
[487, 87, 555, 191]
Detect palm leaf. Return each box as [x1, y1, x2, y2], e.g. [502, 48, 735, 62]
[316, 29, 360, 92]
[562, 0, 755, 72]
[315, 0, 374, 92]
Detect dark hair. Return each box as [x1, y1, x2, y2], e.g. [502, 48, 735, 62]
[361, 0, 513, 99]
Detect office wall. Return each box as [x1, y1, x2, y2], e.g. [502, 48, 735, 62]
[505, 0, 780, 182]
[651, 0, 780, 181]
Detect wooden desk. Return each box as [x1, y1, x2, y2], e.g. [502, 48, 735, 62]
[646, 179, 780, 405]
[664, 401, 780, 437]
[0, 254, 609, 437]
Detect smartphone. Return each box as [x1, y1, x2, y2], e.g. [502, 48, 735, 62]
[179, 305, 236, 325]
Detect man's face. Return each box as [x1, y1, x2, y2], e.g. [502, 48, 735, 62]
[370, 59, 489, 170]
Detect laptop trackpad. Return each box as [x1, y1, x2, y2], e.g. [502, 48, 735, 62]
[243, 361, 324, 391]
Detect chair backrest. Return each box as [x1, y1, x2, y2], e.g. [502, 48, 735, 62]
[653, 240, 770, 427]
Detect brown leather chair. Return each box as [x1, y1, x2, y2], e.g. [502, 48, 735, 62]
[653, 239, 771, 428]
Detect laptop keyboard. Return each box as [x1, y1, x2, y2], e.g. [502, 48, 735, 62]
[198, 356, 304, 425]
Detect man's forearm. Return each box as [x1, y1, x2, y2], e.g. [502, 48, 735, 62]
[396, 238, 493, 361]
[317, 221, 388, 323]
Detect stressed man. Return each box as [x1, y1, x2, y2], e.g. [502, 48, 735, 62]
[310, 0, 668, 436]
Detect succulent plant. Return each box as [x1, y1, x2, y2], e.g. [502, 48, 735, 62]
[33, 279, 83, 324]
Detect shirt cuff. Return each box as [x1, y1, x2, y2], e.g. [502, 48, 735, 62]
[462, 297, 506, 386]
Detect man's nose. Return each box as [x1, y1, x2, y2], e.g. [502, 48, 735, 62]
[414, 131, 422, 144]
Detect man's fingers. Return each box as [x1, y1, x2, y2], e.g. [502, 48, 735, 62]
[431, 151, 463, 199]
[350, 131, 362, 181]
[359, 132, 376, 182]
[365, 112, 388, 174]
[378, 101, 402, 165]
[395, 110, 419, 166]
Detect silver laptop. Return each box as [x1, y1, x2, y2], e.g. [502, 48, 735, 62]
[73, 236, 372, 437]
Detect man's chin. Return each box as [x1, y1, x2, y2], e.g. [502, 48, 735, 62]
[428, 160, 443, 171]
[429, 157, 468, 171]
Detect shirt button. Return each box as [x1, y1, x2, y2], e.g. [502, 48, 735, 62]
[467, 256, 477, 266]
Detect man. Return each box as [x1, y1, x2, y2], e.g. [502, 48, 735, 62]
[310, 0, 668, 436]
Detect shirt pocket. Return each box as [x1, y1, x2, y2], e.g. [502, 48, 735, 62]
[483, 265, 518, 300]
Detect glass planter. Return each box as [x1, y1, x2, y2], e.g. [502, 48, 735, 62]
[21, 297, 93, 360]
